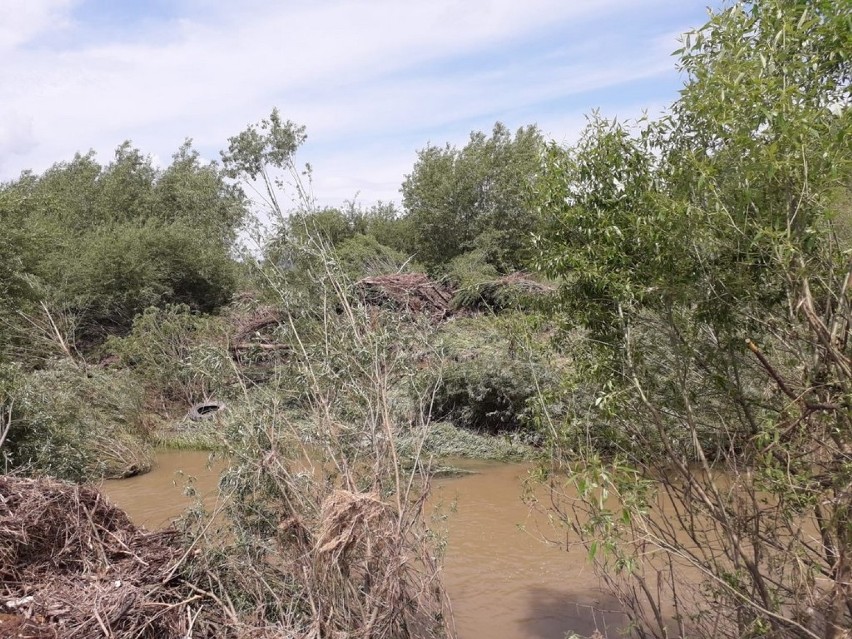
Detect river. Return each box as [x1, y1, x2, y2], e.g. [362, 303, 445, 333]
[101, 450, 626, 639]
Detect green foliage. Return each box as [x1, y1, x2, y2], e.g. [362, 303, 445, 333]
[426, 316, 561, 436]
[3, 361, 150, 481]
[355, 202, 415, 255]
[446, 251, 553, 312]
[402, 122, 544, 272]
[221, 108, 306, 183]
[3, 141, 245, 238]
[41, 221, 238, 338]
[444, 248, 499, 290]
[535, 1, 852, 636]
[0, 222, 37, 362]
[396, 421, 530, 460]
[288, 207, 357, 245]
[107, 304, 234, 405]
[221, 108, 309, 221]
[0, 140, 245, 342]
[265, 202, 418, 275]
[154, 141, 247, 244]
[334, 234, 412, 280]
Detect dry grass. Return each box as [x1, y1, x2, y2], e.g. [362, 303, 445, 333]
[0, 475, 221, 638]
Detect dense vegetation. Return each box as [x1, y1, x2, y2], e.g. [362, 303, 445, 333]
[0, 0, 849, 637]
[534, 2, 852, 637]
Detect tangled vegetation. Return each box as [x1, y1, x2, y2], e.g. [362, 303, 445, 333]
[534, 2, 852, 637]
[1, 2, 849, 637]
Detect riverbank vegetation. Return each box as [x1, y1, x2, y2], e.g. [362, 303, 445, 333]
[0, 0, 849, 636]
[533, 2, 852, 637]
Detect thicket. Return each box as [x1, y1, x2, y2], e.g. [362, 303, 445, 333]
[3, 2, 851, 637]
[425, 316, 560, 439]
[0, 140, 245, 347]
[402, 122, 544, 273]
[1, 362, 150, 481]
[172, 226, 454, 637]
[107, 305, 235, 408]
[0, 140, 246, 479]
[534, 1, 852, 637]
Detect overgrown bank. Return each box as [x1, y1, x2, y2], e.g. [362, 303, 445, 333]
[1, 2, 850, 636]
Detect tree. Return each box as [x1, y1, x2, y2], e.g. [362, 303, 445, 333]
[0, 222, 35, 363]
[535, 1, 852, 637]
[0, 140, 246, 343]
[402, 122, 543, 272]
[153, 140, 247, 245]
[220, 107, 310, 224]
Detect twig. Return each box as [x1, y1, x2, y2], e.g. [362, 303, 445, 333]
[745, 338, 840, 411]
[0, 400, 13, 451]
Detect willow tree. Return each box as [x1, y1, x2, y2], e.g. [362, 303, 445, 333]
[402, 122, 543, 272]
[534, 2, 852, 637]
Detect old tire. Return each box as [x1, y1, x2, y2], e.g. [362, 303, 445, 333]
[188, 401, 226, 421]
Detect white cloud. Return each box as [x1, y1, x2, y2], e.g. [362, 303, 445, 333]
[0, 110, 37, 172]
[0, 0, 74, 50]
[0, 0, 706, 203]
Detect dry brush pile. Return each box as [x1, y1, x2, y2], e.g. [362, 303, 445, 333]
[0, 475, 227, 639]
[355, 274, 454, 320]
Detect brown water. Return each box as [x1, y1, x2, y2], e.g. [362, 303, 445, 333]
[102, 451, 626, 639]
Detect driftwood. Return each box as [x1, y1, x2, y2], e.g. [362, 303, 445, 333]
[355, 274, 454, 320]
[0, 476, 227, 638]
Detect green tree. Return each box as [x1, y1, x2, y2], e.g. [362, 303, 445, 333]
[535, 1, 852, 637]
[0, 224, 35, 363]
[220, 107, 309, 223]
[0, 140, 246, 342]
[153, 140, 247, 244]
[402, 122, 543, 272]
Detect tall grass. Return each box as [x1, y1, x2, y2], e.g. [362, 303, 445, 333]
[183, 230, 455, 638]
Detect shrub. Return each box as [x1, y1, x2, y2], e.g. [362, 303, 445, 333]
[443, 248, 499, 288]
[0, 141, 245, 345]
[178, 230, 454, 638]
[334, 234, 415, 279]
[107, 304, 234, 406]
[51, 222, 238, 338]
[425, 316, 563, 435]
[4, 361, 151, 480]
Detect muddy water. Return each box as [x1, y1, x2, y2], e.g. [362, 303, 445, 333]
[102, 451, 625, 639]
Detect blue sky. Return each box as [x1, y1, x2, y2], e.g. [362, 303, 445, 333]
[0, 0, 713, 207]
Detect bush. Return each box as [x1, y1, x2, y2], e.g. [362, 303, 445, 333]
[107, 304, 234, 407]
[425, 316, 562, 435]
[177, 230, 453, 638]
[51, 222, 238, 338]
[401, 122, 544, 271]
[334, 234, 415, 280]
[0, 141, 245, 345]
[4, 361, 151, 480]
[443, 248, 499, 288]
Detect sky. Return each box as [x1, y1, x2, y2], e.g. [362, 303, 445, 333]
[0, 0, 714, 209]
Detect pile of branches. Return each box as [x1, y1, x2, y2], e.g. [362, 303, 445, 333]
[228, 306, 290, 380]
[230, 306, 282, 345]
[229, 306, 289, 355]
[355, 274, 454, 320]
[0, 476, 229, 638]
